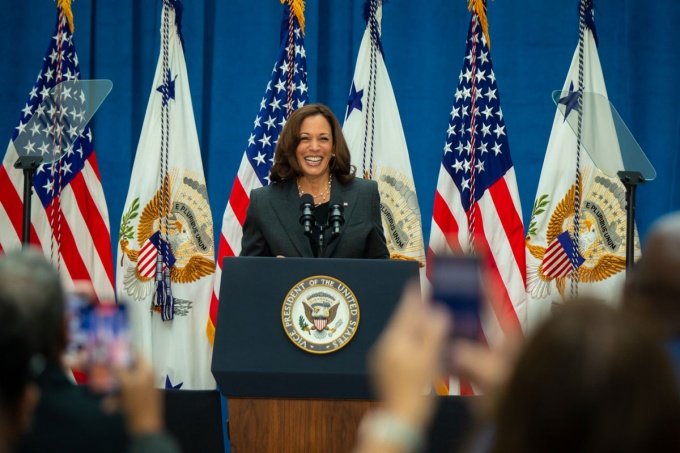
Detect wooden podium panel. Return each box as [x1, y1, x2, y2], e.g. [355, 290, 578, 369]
[227, 398, 379, 453]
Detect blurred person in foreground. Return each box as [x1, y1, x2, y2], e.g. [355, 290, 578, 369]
[622, 211, 680, 372]
[485, 299, 680, 453]
[0, 293, 38, 453]
[241, 103, 389, 258]
[353, 282, 450, 453]
[116, 355, 180, 453]
[354, 284, 680, 453]
[0, 249, 128, 453]
[0, 249, 179, 453]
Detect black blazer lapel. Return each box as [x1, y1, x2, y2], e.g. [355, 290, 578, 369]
[270, 179, 314, 257]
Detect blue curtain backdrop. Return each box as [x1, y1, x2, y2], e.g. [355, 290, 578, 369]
[1, 0, 679, 261]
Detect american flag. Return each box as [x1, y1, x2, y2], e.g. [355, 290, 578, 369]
[428, 8, 527, 395]
[207, 0, 308, 343]
[0, 4, 115, 302]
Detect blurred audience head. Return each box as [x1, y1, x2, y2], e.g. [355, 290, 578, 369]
[623, 211, 680, 338]
[0, 248, 66, 365]
[0, 289, 39, 451]
[490, 299, 680, 453]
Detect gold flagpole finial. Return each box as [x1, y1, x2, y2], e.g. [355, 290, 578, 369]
[281, 0, 306, 35]
[468, 0, 490, 49]
[57, 0, 75, 34]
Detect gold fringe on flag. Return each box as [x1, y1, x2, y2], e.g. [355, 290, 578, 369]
[389, 253, 426, 268]
[468, 0, 490, 49]
[57, 0, 75, 34]
[280, 0, 305, 35]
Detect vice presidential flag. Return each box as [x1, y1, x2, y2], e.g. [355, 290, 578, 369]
[525, 0, 635, 329]
[428, 2, 526, 395]
[342, 0, 425, 267]
[117, 0, 216, 390]
[0, 2, 114, 302]
[207, 0, 308, 343]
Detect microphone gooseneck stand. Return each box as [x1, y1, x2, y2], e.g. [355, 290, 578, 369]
[316, 225, 327, 259]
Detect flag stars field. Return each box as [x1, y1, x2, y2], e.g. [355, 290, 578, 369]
[22, 104, 33, 117]
[23, 141, 35, 154]
[451, 105, 459, 119]
[429, 11, 526, 396]
[481, 123, 491, 137]
[258, 134, 271, 148]
[38, 142, 50, 156]
[15, 121, 27, 135]
[253, 151, 267, 166]
[275, 79, 286, 93]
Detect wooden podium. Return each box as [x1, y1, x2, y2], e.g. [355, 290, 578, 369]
[227, 398, 379, 452]
[212, 257, 419, 453]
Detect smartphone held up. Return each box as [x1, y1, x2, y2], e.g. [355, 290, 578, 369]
[67, 293, 133, 393]
[431, 255, 483, 341]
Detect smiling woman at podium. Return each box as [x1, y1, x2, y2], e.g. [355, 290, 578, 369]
[241, 104, 389, 259]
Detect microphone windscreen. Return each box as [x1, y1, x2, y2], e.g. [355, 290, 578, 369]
[300, 194, 314, 208]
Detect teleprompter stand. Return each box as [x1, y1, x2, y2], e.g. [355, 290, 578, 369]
[553, 90, 656, 271]
[617, 170, 645, 272]
[10, 80, 112, 247]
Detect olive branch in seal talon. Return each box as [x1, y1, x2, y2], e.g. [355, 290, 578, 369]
[527, 194, 550, 237]
[119, 197, 140, 241]
[118, 197, 140, 265]
[298, 315, 309, 332]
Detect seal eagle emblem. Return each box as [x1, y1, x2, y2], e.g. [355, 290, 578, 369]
[525, 168, 637, 302]
[282, 275, 360, 354]
[118, 168, 214, 315]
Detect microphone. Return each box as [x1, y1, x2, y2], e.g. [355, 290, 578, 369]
[299, 194, 315, 237]
[328, 203, 344, 238]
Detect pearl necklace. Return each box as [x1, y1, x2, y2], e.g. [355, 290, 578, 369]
[298, 175, 332, 207]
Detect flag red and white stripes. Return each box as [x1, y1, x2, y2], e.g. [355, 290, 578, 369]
[427, 10, 526, 395]
[0, 5, 114, 303]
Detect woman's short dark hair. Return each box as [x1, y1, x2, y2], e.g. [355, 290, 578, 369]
[269, 104, 355, 184]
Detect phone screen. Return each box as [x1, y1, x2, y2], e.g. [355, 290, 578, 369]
[76, 303, 132, 393]
[65, 292, 94, 381]
[432, 256, 482, 340]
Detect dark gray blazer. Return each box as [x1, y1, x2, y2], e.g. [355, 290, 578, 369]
[241, 176, 389, 258]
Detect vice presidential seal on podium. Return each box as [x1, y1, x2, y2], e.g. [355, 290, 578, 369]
[282, 275, 360, 354]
